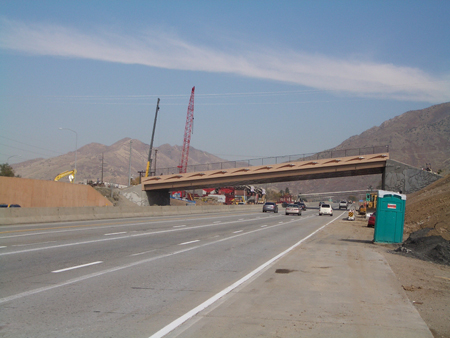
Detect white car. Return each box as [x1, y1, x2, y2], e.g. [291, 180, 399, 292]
[285, 204, 302, 216]
[319, 203, 333, 216]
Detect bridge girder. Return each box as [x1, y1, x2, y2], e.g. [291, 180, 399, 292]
[142, 153, 389, 194]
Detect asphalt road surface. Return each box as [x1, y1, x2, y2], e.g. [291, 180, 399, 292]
[0, 205, 344, 337]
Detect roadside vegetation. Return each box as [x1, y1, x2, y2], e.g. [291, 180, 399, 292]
[0, 163, 20, 177]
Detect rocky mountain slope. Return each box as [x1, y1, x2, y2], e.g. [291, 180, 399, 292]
[13, 138, 226, 185]
[280, 102, 450, 196]
[333, 102, 450, 172]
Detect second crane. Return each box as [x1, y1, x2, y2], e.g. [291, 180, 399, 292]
[178, 86, 195, 173]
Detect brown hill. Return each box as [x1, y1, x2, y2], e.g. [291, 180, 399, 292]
[278, 102, 450, 197]
[13, 139, 226, 185]
[334, 102, 450, 172]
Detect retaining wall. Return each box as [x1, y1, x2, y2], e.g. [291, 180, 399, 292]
[384, 160, 442, 194]
[0, 177, 112, 208]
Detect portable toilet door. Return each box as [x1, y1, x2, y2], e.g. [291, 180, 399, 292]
[373, 190, 406, 243]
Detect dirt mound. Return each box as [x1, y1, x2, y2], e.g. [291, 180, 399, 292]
[394, 175, 450, 266]
[396, 228, 450, 266]
[404, 174, 450, 240]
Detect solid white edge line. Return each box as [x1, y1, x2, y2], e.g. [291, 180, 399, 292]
[52, 261, 103, 273]
[148, 213, 342, 338]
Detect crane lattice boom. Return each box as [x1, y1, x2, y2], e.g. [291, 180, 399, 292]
[179, 86, 195, 173]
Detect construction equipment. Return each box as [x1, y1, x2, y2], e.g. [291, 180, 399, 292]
[178, 86, 195, 173]
[54, 169, 77, 182]
[145, 98, 160, 177]
[358, 192, 378, 215]
[367, 192, 378, 210]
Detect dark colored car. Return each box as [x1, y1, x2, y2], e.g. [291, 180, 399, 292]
[297, 202, 307, 210]
[367, 212, 376, 227]
[263, 202, 278, 213]
[0, 204, 21, 208]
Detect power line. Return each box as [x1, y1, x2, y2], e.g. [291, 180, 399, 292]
[0, 142, 58, 158]
[0, 136, 63, 156]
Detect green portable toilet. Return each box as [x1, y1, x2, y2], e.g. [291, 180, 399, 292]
[373, 190, 406, 243]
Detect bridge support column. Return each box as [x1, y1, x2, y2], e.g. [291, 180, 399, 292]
[146, 189, 170, 206]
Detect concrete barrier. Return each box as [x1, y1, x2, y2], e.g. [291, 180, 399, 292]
[0, 204, 263, 225]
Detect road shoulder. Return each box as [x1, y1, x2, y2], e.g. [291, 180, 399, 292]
[169, 213, 435, 337]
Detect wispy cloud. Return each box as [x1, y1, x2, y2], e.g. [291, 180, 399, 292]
[1, 18, 449, 102]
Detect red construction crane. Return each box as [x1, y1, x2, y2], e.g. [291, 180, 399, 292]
[178, 86, 195, 173]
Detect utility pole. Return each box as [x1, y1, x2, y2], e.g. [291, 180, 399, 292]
[153, 149, 158, 176]
[137, 170, 145, 184]
[101, 153, 104, 185]
[146, 98, 160, 177]
[128, 140, 133, 186]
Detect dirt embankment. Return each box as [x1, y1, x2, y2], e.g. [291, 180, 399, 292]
[404, 174, 450, 240]
[394, 174, 450, 267]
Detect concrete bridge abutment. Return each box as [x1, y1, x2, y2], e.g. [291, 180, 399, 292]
[384, 159, 442, 194]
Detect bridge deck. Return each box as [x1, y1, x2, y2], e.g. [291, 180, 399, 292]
[142, 153, 389, 192]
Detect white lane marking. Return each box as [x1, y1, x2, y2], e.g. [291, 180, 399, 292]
[130, 250, 156, 257]
[173, 225, 186, 228]
[238, 219, 245, 221]
[213, 221, 221, 224]
[179, 240, 200, 246]
[148, 213, 342, 338]
[52, 261, 103, 273]
[12, 241, 56, 247]
[104, 232, 127, 236]
[0, 213, 320, 305]
[233, 230, 243, 234]
[260, 225, 267, 228]
[0, 211, 262, 239]
[0, 246, 7, 249]
[0, 214, 278, 256]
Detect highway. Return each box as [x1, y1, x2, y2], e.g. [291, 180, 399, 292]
[0, 205, 345, 338]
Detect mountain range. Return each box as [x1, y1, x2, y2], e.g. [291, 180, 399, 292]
[12, 102, 450, 192]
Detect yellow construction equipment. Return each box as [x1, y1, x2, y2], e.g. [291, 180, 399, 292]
[367, 192, 377, 209]
[358, 192, 377, 215]
[54, 169, 77, 182]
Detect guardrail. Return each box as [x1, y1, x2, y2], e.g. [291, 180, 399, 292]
[153, 145, 389, 176]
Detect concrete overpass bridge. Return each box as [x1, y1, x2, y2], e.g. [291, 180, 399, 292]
[142, 146, 396, 205]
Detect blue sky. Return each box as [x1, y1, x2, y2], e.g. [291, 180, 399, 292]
[1, 0, 449, 165]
